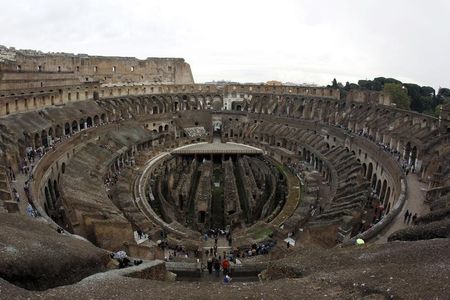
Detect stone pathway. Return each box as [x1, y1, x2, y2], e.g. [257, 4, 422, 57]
[375, 173, 429, 243]
[9, 172, 31, 215]
[202, 236, 231, 258]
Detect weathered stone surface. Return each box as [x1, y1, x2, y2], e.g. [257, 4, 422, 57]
[0, 213, 110, 290]
[0, 238, 448, 299]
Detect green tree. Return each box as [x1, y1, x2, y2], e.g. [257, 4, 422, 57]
[383, 83, 411, 109]
[331, 78, 339, 88]
[438, 88, 450, 97]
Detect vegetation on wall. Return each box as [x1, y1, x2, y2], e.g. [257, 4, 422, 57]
[330, 77, 450, 116]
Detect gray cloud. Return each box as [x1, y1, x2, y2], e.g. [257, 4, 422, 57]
[1, 0, 449, 89]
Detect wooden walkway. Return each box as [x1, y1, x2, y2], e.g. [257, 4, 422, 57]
[270, 165, 301, 227]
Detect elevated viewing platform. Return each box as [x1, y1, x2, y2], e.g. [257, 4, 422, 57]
[171, 141, 263, 155]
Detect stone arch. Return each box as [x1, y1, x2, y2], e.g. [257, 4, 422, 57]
[384, 187, 391, 207]
[93, 115, 100, 125]
[371, 173, 377, 189]
[23, 132, 32, 148]
[44, 186, 52, 210]
[367, 162, 373, 180]
[362, 163, 367, 176]
[101, 113, 107, 123]
[86, 116, 93, 128]
[380, 179, 388, 201]
[376, 179, 382, 195]
[48, 179, 56, 206]
[404, 141, 411, 160]
[34, 132, 41, 148]
[72, 120, 79, 132]
[53, 180, 60, 199]
[55, 125, 63, 138]
[64, 122, 71, 135]
[411, 146, 417, 167]
[41, 129, 48, 148]
[79, 118, 85, 130]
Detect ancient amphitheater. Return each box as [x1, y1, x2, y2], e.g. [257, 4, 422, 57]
[0, 46, 449, 299]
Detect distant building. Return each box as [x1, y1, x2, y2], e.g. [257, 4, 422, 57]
[265, 80, 283, 86]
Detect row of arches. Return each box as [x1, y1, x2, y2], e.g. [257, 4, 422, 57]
[21, 113, 108, 151]
[362, 162, 392, 214]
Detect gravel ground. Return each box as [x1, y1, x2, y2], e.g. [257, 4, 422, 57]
[0, 236, 449, 299]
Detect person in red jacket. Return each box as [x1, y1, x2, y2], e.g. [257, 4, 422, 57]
[222, 258, 230, 275]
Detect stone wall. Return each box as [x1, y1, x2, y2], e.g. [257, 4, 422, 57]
[0, 45, 194, 91]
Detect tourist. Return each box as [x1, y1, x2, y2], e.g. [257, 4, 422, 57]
[407, 212, 412, 224]
[207, 257, 213, 274]
[222, 257, 230, 276]
[111, 250, 130, 268]
[404, 209, 409, 223]
[26, 204, 35, 217]
[412, 213, 418, 224]
[213, 257, 221, 277]
[223, 274, 232, 284]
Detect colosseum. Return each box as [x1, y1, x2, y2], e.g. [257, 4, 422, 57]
[0, 46, 449, 299]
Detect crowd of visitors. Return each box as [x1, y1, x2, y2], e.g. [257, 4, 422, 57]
[334, 124, 416, 173]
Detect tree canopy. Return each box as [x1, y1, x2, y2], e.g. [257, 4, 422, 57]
[383, 83, 411, 109]
[328, 77, 447, 116]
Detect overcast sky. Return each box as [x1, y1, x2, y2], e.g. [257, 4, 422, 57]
[1, 0, 449, 89]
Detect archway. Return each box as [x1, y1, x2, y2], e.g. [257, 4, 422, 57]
[34, 133, 41, 148]
[384, 187, 391, 207]
[380, 180, 388, 201]
[411, 146, 417, 168]
[367, 163, 373, 180]
[100, 113, 107, 123]
[48, 127, 54, 140]
[371, 173, 377, 189]
[41, 130, 48, 148]
[86, 116, 93, 128]
[53, 180, 60, 199]
[55, 125, 63, 138]
[404, 142, 411, 160]
[44, 187, 52, 210]
[72, 120, 79, 132]
[64, 122, 71, 135]
[376, 179, 382, 195]
[79, 118, 85, 130]
[48, 179, 56, 205]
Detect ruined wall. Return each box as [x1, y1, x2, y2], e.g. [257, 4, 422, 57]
[0, 45, 194, 91]
[346, 90, 391, 106]
[194, 161, 212, 228]
[223, 158, 241, 224]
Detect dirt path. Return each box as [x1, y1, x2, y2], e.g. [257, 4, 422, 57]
[375, 173, 429, 243]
